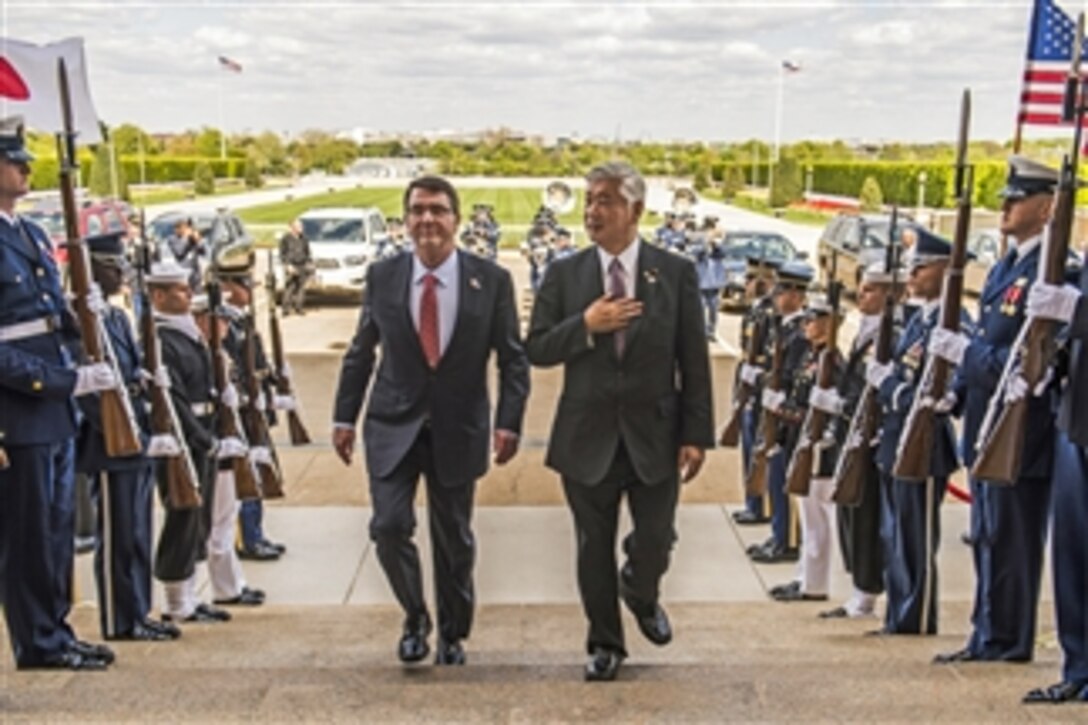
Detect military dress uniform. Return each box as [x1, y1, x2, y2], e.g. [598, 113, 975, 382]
[735, 280, 776, 525]
[686, 232, 727, 338]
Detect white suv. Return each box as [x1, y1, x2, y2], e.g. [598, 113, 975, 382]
[275, 207, 390, 299]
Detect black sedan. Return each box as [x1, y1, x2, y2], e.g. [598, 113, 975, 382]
[718, 231, 804, 309]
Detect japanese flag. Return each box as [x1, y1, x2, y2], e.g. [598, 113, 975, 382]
[0, 37, 103, 144]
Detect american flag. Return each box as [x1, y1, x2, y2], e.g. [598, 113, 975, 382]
[782, 60, 801, 73]
[217, 55, 242, 73]
[1018, 0, 1087, 127]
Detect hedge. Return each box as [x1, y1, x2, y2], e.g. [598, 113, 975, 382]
[29, 155, 246, 190]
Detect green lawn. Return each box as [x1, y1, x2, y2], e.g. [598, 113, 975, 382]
[236, 186, 585, 229]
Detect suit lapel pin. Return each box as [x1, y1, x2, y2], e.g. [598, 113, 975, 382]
[469, 276, 481, 290]
[643, 268, 658, 285]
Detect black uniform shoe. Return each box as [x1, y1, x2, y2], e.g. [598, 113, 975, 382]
[68, 640, 115, 665]
[818, 606, 849, 619]
[733, 510, 771, 525]
[165, 603, 232, 623]
[750, 543, 800, 563]
[1023, 681, 1088, 704]
[214, 586, 266, 606]
[746, 536, 776, 555]
[772, 587, 828, 602]
[933, 647, 980, 664]
[261, 539, 287, 555]
[237, 541, 281, 561]
[20, 651, 110, 671]
[143, 619, 182, 640]
[107, 621, 172, 642]
[434, 639, 466, 665]
[769, 581, 801, 598]
[398, 613, 432, 664]
[584, 647, 625, 682]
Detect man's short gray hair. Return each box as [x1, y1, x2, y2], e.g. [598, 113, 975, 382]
[586, 161, 646, 206]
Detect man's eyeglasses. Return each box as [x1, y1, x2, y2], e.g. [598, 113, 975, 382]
[407, 204, 454, 218]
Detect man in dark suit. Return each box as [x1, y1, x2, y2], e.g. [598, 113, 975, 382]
[332, 176, 529, 667]
[526, 162, 714, 682]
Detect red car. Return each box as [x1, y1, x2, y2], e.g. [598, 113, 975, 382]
[22, 198, 131, 265]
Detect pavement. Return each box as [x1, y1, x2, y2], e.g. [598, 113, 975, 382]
[1, 195, 1072, 722]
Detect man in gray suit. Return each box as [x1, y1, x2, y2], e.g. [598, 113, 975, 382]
[527, 162, 715, 681]
[332, 176, 529, 667]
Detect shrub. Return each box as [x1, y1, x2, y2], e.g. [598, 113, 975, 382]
[193, 161, 216, 195]
[770, 156, 804, 207]
[859, 176, 884, 212]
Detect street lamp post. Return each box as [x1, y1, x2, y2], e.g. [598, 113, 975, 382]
[917, 170, 928, 222]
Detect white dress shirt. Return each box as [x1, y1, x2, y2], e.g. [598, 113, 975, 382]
[596, 237, 641, 298]
[411, 249, 459, 357]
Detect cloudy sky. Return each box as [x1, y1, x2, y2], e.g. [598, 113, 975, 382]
[0, 1, 1065, 143]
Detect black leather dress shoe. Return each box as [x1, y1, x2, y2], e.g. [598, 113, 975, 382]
[68, 640, 115, 665]
[165, 603, 232, 623]
[20, 650, 109, 671]
[746, 536, 775, 555]
[261, 539, 287, 555]
[819, 606, 849, 619]
[750, 544, 799, 564]
[933, 647, 980, 665]
[772, 587, 828, 602]
[434, 639, 466, 665]
[106, 621, 171, 642]
[1023, 681, 1088, 704]
[237, 541, 281, 561]
[733, 510, 770, 525]
[214, 586, 266, 606]
[769, 580, 800, 598]
[143, 619, 182, 639]
[584, 648, 624, 682]
[398, 614, 432, 664]
[620, 580, 672, 646]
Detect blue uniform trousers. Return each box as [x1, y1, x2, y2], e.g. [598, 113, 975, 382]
[91, 466, 154, 638]
[768, 450, 796, 550]
[0, 441, 77, 665]
[240, 498, 264, 549]
[1051, 433, 1088, 685]
[883, 474, 946, 634]
[701, 289, 721, 336]
[965, 474, 1051, 661]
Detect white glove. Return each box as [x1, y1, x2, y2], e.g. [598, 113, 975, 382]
[1004, 368, 1053, 404]
[808, 386, 843, 415]
[215, 436, 248, 460]
[86, 282, 108, 315]
[761, 388, 786, 412]
[865, 360, 894, 389]
[739, 363, 762, 386]
[146, 434, 181, 458]
[254, 390, 267, 412]
[220, 383, 240, 410]
[280, 363, 294, 381]
[154, 366, 171, 389]
[924, 391, 958, 414]
[73, 362, 119, 397]
[1026, 282, 1080, 324]
[248, 445, 273, 467]
[272, 394, 297, 411]
[928, 327, 970, 366]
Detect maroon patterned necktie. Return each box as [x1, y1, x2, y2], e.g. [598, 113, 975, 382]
[609, 258, 626, 357]
[419, 273, 440, 368]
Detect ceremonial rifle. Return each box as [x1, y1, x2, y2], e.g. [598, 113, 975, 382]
[136, 226, 202, 509]
[786, 261, 843, 496]
[972, 17, 1087, 484]
[266, 250, 311, 445]
[720, 298, 768, 448]
[893, 89, 973, 481]
[745, 314, 784, 496]
[239, 310, 285, 499]
[832, 209, 902, 506]
[206, 281, 262, 500]
[56, 59, 142, 458]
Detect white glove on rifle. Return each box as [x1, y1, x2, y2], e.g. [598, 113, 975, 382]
[280, 363, 294, 381]
[1026, 282, 1080, 324]
[921, 391, 958, 414]
[865, 360, 894, 389]
[739, 363, 762, 386]
[273, 394, 297, 411]
[254, 391, 267, 412]
[220, 383, 240, 410]
[808, 386, 843, 415]
[214, 436, 248, 460]
[73, 362, 119, 397]
[928, 327, 970, 366]
[1004, 368, 1053, 404]
[248, 445, 274, 467]
[146, 434, 181, 458]
[85, 282, 108, 315]
[761, 388, 786, 413]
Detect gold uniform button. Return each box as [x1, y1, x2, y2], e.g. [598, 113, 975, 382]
[31, 380, 43, 392]
[41, 293, 49, 302]
[36, 268, 44, 277]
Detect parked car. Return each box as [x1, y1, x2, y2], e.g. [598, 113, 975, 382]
[269, 206, 390, 300]
[817, 212, 911, 295]
[22, 197, 131, 265]
[718, 230, 805, 309]
[147, 208, 252, 283]
[964, 228, 1001, 296]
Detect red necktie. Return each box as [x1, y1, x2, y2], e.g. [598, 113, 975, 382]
[419, 273, 441, 368]
[609, 258, 626, 357]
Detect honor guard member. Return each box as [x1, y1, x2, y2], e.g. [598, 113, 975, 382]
[76, 232, 181, 642]
[686, 221, 727, 340]
[749, 260, 812, 564]
[1021, 234, 1088, 703]
[216, 248, 287, 564]
[936, 156, 1059, 664]
[866, 226, 970, 635]
[820, 262, 903, 619]
[147, 261, 234, 624]
[552, 227, 576, 262]
[771, 294, 844, 602]
[733, 257, 779, 526]
[0, 117, 120, 669]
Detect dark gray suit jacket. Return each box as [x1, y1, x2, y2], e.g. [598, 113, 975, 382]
[333, 250, 529, 485]
[526, 242, 715, 485]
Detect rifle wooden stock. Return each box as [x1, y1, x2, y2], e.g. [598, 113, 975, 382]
[56, 59, 141, 459]
[241, 313, 284, 499]
[206, 283, 262, 501]
[0, 446, 9, 471]
[746, 316, 784, 497]
[893, 90, 972, 482]
[266, 251, 311, 446]
[720, 307, 767, 448]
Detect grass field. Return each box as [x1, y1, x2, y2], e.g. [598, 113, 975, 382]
[236, 186, 585, 229]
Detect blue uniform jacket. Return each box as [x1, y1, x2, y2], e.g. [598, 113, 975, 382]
[0, 217, 79, 447]
[687, 236, 727, 290]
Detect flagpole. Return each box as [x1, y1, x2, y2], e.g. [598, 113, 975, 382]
[218, 73, 226, 160]
[769, 63, 785, 196]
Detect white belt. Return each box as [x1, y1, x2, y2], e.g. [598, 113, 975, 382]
[0, 316, 59, 342]
[191, 402, 214, 416]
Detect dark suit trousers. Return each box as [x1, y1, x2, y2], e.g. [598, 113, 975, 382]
[0, 441, 77, 666]
[883, 474, 946, 635]
[562, 442, 679, 657]
[837, 460, 884, 596]
[92, 467, 154, 638]
[369, 427, 477, 642]
[1051, 433, 1088, 684]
